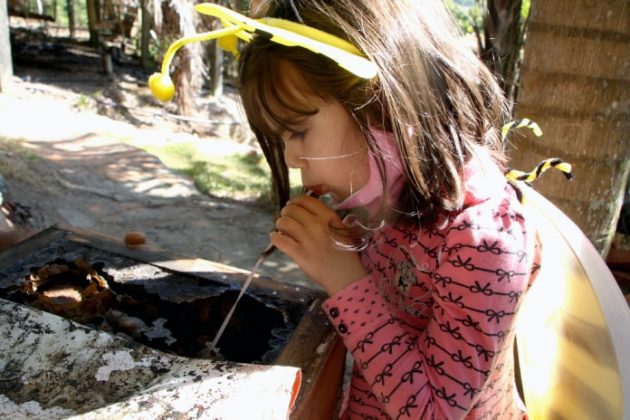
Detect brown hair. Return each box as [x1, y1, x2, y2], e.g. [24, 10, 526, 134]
[238, 0, 509, 229]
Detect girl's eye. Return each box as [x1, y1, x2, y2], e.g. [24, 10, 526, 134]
[290, 130, 306, 140]
[288, 130, 307, 141]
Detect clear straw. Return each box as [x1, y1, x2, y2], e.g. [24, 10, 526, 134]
[209, 244, 274, 352]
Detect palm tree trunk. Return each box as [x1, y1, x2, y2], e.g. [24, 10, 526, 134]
[509, 0, 630, 255]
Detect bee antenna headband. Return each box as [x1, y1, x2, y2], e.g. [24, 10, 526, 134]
[148, 3, 378, 102]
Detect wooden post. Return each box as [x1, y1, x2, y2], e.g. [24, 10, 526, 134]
[0, 0, 12, 93]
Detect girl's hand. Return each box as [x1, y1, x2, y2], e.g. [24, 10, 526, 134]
[270, 195, 368, 296]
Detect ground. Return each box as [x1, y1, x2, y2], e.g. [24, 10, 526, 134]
[0, 30, 309, 287]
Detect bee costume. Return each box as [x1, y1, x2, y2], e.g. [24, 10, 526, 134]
[148, 5, 630, 420]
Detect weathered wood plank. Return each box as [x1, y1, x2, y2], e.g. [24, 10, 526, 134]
[0, 227, 66, 270]
[59, 224, 320, 302]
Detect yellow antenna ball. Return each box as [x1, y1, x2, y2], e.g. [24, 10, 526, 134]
[149, 73, 176, 102]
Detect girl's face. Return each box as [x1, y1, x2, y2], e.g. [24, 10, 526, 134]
[280, 99, 370, 201]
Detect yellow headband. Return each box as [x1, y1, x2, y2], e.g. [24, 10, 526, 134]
[149, 3, 377, 102]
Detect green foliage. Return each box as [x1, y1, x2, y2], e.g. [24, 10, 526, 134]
[446, 0, 531, 36]
[521, 0, 531, 20]
[75, 94, 91, 110]
[133, 140, 301, 208]
[0, 137, 48, 192]
[446, 0, 483, 35]
[147, 142, 269, 199]
[74, 90, 102, 111]
[55, 0, 89, 28]
[185, 153, 269, 200]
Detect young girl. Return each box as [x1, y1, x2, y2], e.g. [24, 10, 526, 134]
[238, 1, 540, 418]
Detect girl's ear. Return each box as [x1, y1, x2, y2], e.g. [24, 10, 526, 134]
[249, 0, 272, 18]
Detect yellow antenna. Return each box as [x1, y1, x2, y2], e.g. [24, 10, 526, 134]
[149, 3, 377, 102]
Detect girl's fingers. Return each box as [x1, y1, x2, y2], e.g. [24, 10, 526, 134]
[286, 195, 341, 224]
[275, 214, 306, 242]
[280, 201, 314, 227]
[269, 231, 297, 255]
[273, 194, 344, 261]
[270, 231, 310, 265]
[289, 195, 334, 214]
[279, 196, 339, 232]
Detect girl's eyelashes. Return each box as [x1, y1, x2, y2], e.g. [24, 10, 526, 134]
[282, 128, 308, 142]
[290, 129, 307, 141]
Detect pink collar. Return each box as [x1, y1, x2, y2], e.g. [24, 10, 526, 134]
[332, 131, 505, 219]
[334, 129, 405, 216]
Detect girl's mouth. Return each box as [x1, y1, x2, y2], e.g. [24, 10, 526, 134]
[305, 186, 341, 210]
[304, 185, 324, 197]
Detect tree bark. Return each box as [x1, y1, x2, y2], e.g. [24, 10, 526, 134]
[509, 0, 630, 255]
[198, 8, 222, 97]
[140, 0, 151, 69]
[0, 0, 12, 93]
[86, 0, 101, 47]
[479, 0, 524, 109]
[66, 0, 76, 39]
[208, 20, 223, 98]
[160, 0, 203, 116]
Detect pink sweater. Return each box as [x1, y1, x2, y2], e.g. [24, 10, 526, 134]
[322, 156, 541, 419]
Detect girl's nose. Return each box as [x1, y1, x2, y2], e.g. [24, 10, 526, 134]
[283, 143, 306, 169]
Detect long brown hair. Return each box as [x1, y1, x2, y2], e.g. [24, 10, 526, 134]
[238, 0, 509, 229]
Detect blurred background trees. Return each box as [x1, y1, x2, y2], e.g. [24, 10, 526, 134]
[3, 0, 629, 257]
[447, 0, 531, 111]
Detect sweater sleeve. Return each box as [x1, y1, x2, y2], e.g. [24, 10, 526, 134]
[322, 201, 538, 418]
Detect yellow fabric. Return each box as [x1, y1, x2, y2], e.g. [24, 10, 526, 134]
[515, 186, 627, 419]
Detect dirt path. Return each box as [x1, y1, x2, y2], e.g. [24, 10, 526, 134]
[0, 80, 309, 287]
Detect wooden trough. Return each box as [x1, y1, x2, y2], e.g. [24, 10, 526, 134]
[0, 225, 345, 419]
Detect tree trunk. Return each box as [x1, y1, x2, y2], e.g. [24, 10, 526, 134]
[66, 0, 76, 39]
[208, 21, 223, 98]
[140, 0, 151, 69]
[0, 0, 12, 93]
[479, 0, 524, 109]
[172, 47, 195, 115]
[509, 0, 630, 256]
[198, 7, 223, 97]
[160, 0, 204, 116]
[86, 0, 101, 47]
